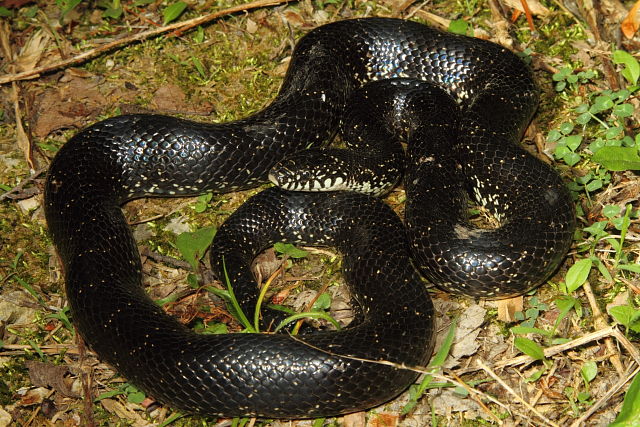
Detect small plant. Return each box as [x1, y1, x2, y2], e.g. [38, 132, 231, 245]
[402, 318, 458, 414]
[95, 383, 145, 404]
[163, 1, 187, 25]
[549, 50, 640, 173]
[192, 193, 213, 213]
[552, 67, 596, 92]
[448, 19, 473, 36]
[608, 304, 640, 335]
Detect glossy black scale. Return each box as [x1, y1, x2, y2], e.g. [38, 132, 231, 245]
[44, 18, 575, 418]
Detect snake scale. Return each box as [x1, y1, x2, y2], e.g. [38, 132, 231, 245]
[44, 18, 575, 418]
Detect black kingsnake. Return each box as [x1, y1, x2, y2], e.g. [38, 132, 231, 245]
[44, 18, 575, 418]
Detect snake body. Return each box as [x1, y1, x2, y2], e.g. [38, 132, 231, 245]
[44, 18, 575, 417]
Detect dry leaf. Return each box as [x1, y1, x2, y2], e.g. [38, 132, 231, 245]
[343, 411, 366, 427]
[497, 295, 523, 322]
[252, 248, 281, 284]
[246, 18, 258, 34]
[99, 399, 146, 423]
[32, 73, 106, 138]
[25, 360, 78, 398]
[152, 83, 187, 111]
[445, 304, 486, 368]
[369, 412, 399, 427]
[621, 0, 640, 39]
[16, 29, 51, 73]
[502, 0, 550, 16]
[282, 10, 306, 27]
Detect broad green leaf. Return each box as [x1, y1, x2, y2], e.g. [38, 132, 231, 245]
[612, 50, 640, 86]
[590, 95, 614, 113]
[103, 6, 123, 19]
[200, 322, 228, 335]
[581, 361, 597, 383]
[619, 264, 640, 273]
[563, 151, 581, 166]
[564, 134, 582, 151]
[124, 385, 145, 403]
[585, 178, 603, 193]
[547, 129, 562, 142]
[603, 204, 621, 219]
[576, 112, 591, 125]
[609, 305, 640, 327]
[193, 193, 212, 213]
[163, 1, 187, 24]
[514, 337, 545, 360]
[613, 103, 634, 118]
[554, 295, 579, 329]
[575, 103, 589, 113]
[605, 126, 624, 140]
[176, 226, 217, 270]
[609, 371, 640, 426]
[127, 390, 146, 403]
[555, 145, 570, 158]
[592, 146, 640, 171]
[312, 292, 332, 310]
[60, 0, 82, 18]
[565, 258, 592, 293]
[577, 391, 591, 402]
[525, 367, 546, 382]
[559, 122, 574, 135]
[274, 242, 308, 258]
[448, 19, 472, 36]
[583, 221, 608, 237]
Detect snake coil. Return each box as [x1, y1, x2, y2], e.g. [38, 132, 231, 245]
[45, 18, 574, 418]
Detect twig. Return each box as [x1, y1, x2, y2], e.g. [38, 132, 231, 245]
[0, 0, 292, 85]
[0, 168, 46, 201]
[0, 343, 81, 356]
[448, 369, 503, 424]
[491, 325, 640, 369]
[477, 359, 560, 427]
[140, 247, 192, 270]
[582, 280, 625, 375]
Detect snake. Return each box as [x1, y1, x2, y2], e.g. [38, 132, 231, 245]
[44, 18, 575, 418]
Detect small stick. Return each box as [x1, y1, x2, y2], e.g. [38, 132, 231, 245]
[491, 326, 639, 369]
[582, 280, 625, 375]
[0, 168, 46, 201]
[448, 369, 503, 425]
[477, 359, 560, 427]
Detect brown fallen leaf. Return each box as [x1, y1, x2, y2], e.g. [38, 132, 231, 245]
[32, 72, 106, 138]
[497, 295, 524, 323]
[343, 411, 366, 427]
[503, 0, 550, 16]
[25, 360, 78, 398]
[16, 29, 51, 73]
[151, 83, 188, 111]
[622, 0, 640, 39]
[369, 412, 399, 427]
[99, 398, 147, 423]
